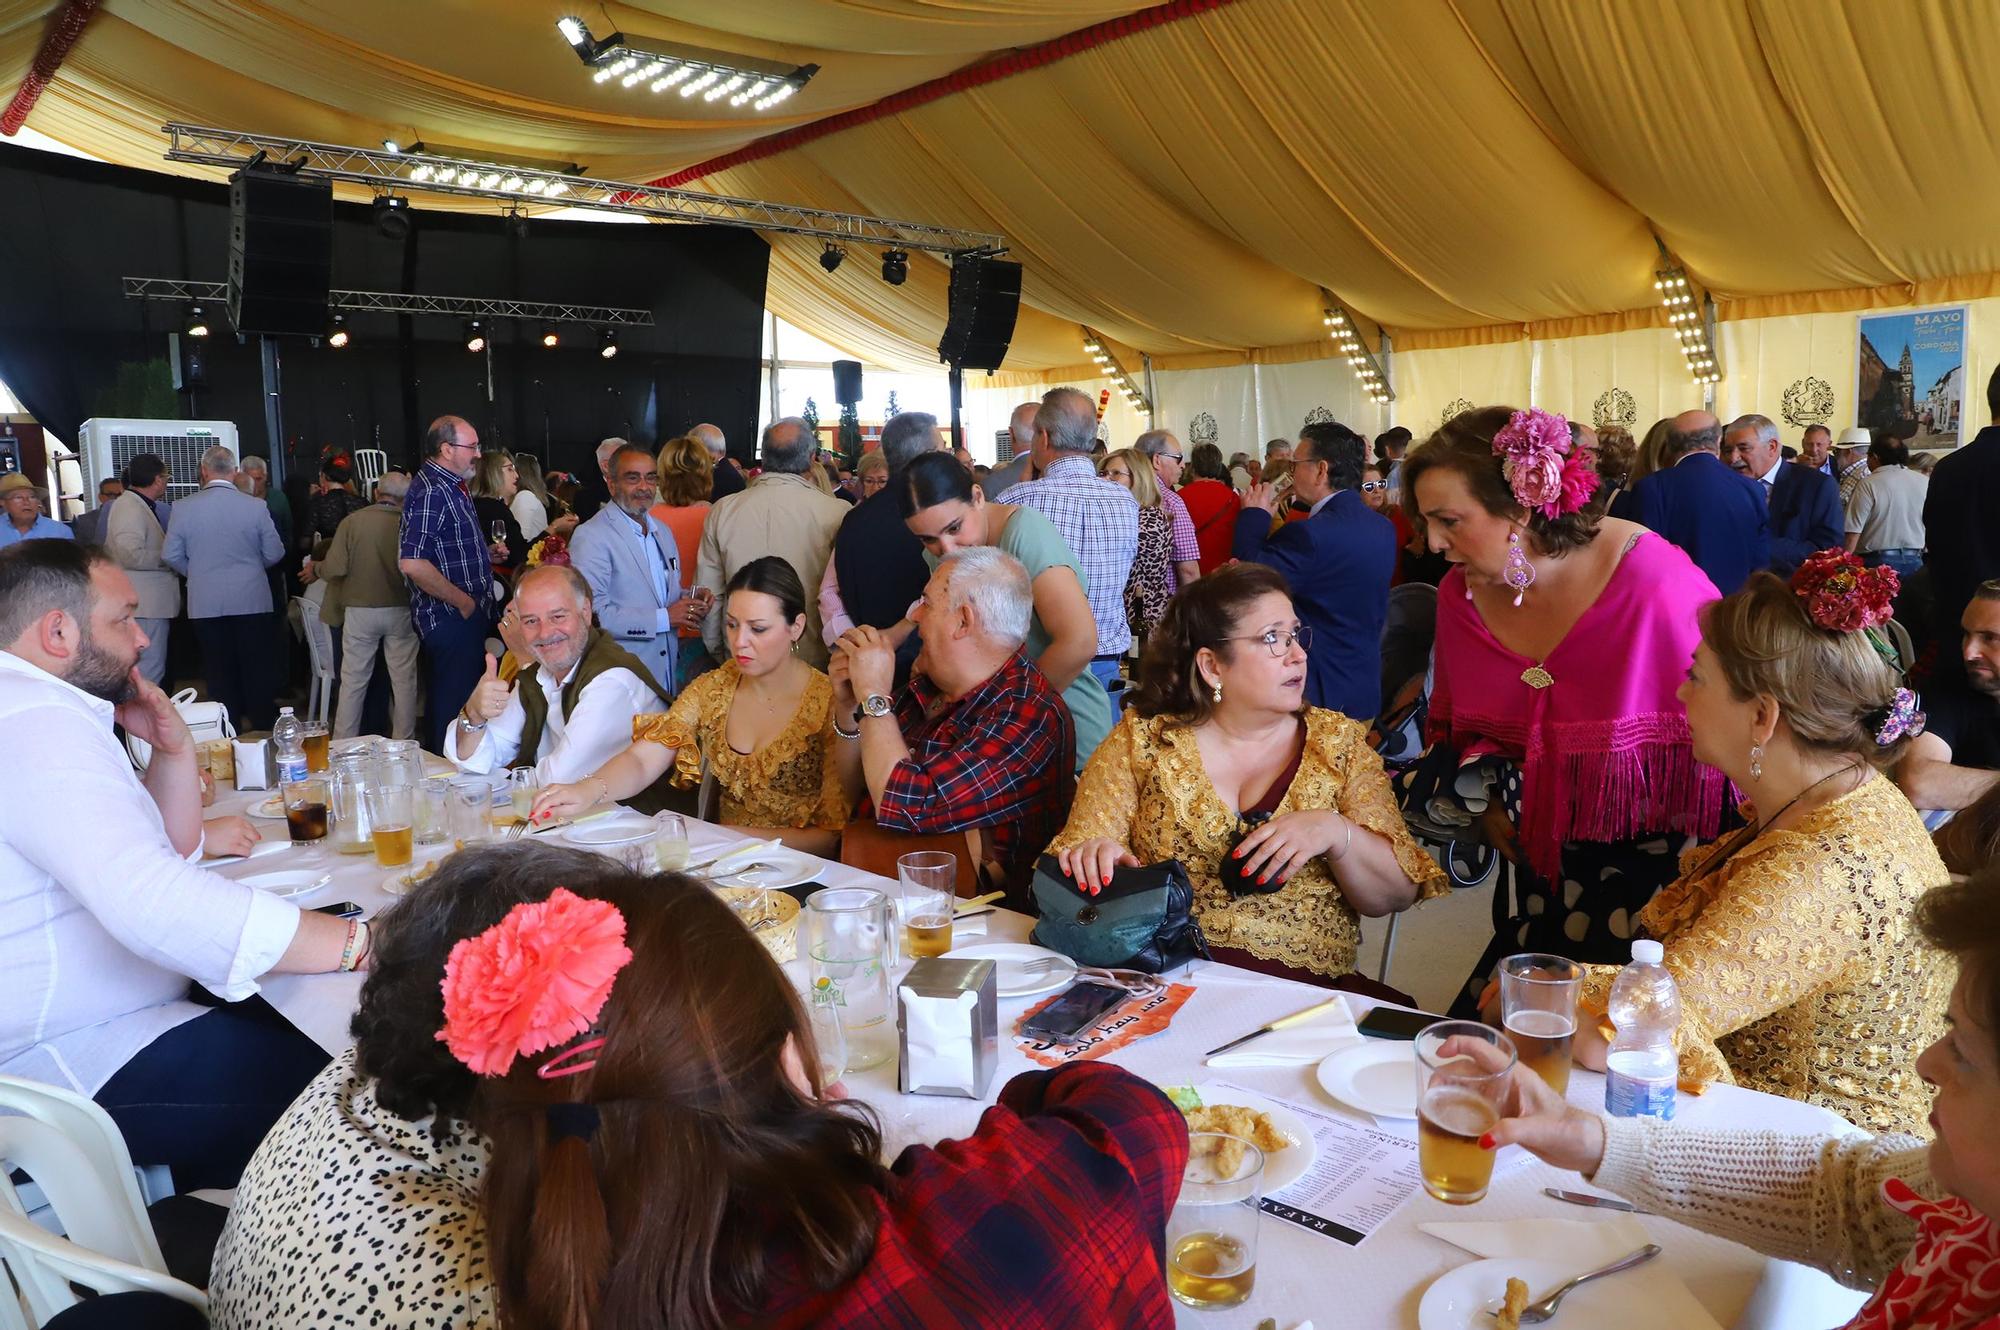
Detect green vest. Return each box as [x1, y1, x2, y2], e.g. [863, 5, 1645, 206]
[514, 628, 676, 815]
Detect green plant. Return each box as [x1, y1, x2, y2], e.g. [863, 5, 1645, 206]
[100, 358, 179, 421]
[802, 396, 820, 433]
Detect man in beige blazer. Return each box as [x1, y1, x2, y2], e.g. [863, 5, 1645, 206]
[103, 454, 181, 685]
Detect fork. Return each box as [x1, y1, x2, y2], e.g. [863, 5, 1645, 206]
[1013, 957, 1068, 977]
[1487, 1244, 1660, 1323]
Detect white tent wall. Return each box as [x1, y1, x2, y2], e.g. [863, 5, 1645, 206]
[963, 376, 1154, 465]
[1153, 361, 1385, 458]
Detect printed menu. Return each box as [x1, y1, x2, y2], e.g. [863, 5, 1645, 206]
[1212, 1081, 1424, 1247]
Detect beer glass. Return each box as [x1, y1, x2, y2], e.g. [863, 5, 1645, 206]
[1166, 1134, 1265, 1309]
[412, 779, 450, 846]
[507, 768, 541, 825]
[895, 851, 956, 961]
[367, 784, 415, 868]
[1414, 1021, 1517, 1205]
[300, 721, 330, 773]
[803, 887, 897, 1071]
[1500, 953, 1583, 1094]
[447, 779, 493, 849]
[283, 777, 329, 843]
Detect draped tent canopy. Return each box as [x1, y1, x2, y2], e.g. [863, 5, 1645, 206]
[7, 0, 2000, 376]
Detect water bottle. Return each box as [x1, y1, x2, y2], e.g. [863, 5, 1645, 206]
[1603, 939, 1680, 1120]
[272, 707, 308, 785]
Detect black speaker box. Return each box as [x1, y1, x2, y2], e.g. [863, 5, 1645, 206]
[832, 359, 864, 405]
[227, 168, 333, 336]
[937, 255, 1022, 371]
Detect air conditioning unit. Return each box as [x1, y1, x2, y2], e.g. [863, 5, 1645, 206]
[75, 419, 241, 501]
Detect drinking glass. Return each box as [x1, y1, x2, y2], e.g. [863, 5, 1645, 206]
[282, 777, 329, 843]
[300, 721, 330, 773]
[447, 779, 492, 850]
[489, 519, 507, 547]
[1166, 1133, 1265, 1309]
[895, 851, 956, 961]
[806, 998, 848, 1087]
[652, 812, 690, 872]
[1499, 953, 1583, 1095]
[508, 768, 541, 825]
[377, 738, 425, 792]
[1414, 1021, 1518, 1205]
[803, 887, 897, 1071]
[412, 779, 450, 846]
[367, 784, 415, 868]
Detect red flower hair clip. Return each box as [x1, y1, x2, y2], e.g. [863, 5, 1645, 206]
[1789, 549, 1899, 634]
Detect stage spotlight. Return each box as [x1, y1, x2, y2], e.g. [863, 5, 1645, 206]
[540, 326, 560, 348]
[326, 314, 350, 349]
[881, 249, 909, 285]
[185, 304, 210, 338]
[819, 243, 845, 274]
[373, 194, 412, 239]
[599, 329, 619, 359]
[465, 320, 487, 353]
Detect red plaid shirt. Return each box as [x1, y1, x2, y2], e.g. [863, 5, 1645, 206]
[764, 1063, 1189, 1329]
[867, 650, 1073, 891]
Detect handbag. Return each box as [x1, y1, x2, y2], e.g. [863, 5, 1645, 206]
[1028, 854, 1209, 974]
[126, 688, 235, 770]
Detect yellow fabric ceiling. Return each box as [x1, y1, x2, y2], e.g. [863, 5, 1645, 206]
[7, 0, 2000, 374]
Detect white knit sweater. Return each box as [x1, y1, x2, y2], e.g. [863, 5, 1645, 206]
[1593, 1115, 1938, 1291]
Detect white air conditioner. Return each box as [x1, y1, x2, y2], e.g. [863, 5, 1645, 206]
[75, 419, 241, 502]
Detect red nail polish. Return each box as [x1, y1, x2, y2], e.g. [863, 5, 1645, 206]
[1101, 874, 1112, 886]
[1257, 874, 1268, 884]
[1478, 1132, 1496, 1151]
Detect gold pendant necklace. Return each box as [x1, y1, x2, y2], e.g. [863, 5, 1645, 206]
[1520, 664, 1554, 690]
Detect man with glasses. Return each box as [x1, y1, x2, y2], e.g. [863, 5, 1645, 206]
[1134, 429, 1202, 588]
[399, 415, 503, 750]
[1231, 420, 1396, 722]
[569, 441, 696, 694]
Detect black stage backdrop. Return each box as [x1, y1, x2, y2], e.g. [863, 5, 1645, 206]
[0, 141, 769, 484]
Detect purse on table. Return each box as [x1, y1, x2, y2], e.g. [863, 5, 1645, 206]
[1028, 854, 1209, 975]
[125, 688, 236, 770]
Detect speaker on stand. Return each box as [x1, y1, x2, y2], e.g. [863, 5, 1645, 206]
[936, 254, 1023, 453]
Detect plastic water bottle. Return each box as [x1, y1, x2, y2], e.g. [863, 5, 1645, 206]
[1603, 939, 1680, 1120]
[272, 707, 307, 785]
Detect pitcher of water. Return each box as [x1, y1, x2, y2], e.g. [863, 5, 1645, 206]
[803, 887, 897, 1072]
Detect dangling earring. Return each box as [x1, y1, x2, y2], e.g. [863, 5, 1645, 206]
[1502, 529, 1536, 608]
[1748, 744, 1764, 781]
[1209, 678, 1223, 703]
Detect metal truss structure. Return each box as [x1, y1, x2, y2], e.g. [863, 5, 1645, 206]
[162, 123, 1008, 256]
[122, 277, 655, 327]
[1319, 288, 1395, 404]
[1082, 326, 1153, 418]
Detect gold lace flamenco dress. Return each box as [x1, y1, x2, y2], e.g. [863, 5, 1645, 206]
[1578, 772, 1953, 1136]
[631, 663, 847, 831]
[1046, 709, 1446, 978]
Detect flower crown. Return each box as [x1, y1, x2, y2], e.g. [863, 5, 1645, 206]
[1789, 549, 1898, 635]
[1492, 408, 1598, 520]
[437, 887, 633, 1078]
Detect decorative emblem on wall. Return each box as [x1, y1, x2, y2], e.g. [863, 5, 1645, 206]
[1188, 412, 1219, 447]
[1781, 376, 1836, 428]
[1303, 406, 1334, 427]
[1442, 397, 1474, 425]
[1592, 388, 1637, 431]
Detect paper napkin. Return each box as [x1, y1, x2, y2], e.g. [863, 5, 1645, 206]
[1205, 995, 1361, 1068]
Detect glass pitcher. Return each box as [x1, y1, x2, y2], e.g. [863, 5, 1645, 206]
[377, 738, 426, 792]
[328, 750, 378, 855]
[803, 887, 898, 1071]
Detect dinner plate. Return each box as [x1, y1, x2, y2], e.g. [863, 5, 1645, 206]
[1417, 1258, 1576, 1330]
[246, 794, 288, 820]
[1316, 1040, 1419, 1119]
[563, 818, 655, 848]
[1181, 1083, 1318, 1194]
[705, 848, 818, 891]
[237, 870, 333, 900]
[942, 942, 1077, 998]
[382, 861, 441, 897]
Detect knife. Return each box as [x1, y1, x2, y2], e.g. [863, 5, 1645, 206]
[1202, 996, 1348, 1058]
[1543, 1187, 1653, 1215]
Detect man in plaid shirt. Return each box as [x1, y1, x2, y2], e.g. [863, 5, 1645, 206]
[398, 415, 501, 751]
[831, 546, 1072, 897]
[1136, 427, 1204, 587]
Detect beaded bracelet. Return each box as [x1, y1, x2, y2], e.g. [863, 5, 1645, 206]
[338, 920, 371, 972]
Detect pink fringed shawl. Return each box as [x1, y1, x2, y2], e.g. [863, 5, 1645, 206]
[1427, 532, 1729, 882]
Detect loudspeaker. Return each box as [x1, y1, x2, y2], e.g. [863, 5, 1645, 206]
[832, 359, 863, 406]
[937, 255, 1022, 372]
[227, 167, 333, 336]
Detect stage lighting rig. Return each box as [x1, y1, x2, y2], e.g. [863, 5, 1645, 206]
[598, 329, 619, 359]
[557, 18, 816, 111]
[326, 313, 349, 348]
[540, 326, 560, 348]
[372, 194, 412, 239]
[820, 243, 846, 274]
[185, 304, 210, 338]
[465, 320, 487, 353]
[881, 249, 908, 285]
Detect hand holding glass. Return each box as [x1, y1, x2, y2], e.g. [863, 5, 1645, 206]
[1414, 1021, 1518, 1204]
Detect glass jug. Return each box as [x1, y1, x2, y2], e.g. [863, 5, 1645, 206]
[803, 887, 898, 1071]
[377, 738, 426, 792]
[328, 750, 378, 855]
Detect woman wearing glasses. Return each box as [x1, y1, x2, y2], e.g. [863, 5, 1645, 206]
[1049, 564, 1446, 985]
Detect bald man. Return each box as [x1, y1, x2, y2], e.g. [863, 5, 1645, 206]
[693, 421, 746, 501]
[1627, 408, 1770, 594]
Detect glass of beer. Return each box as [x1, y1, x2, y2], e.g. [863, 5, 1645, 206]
[301, 721, 330, 773]
[1414, 1020, 1517, 1205]
[1167, 1133, 1264, 1309]
[652, 812, 690, 871]
[368, 784, 415, 868]
[1500, 953, 1582, 1094]
[283, 777, 329, 843]
[896, 851, 956, 961]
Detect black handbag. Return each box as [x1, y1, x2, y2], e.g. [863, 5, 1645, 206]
[1028, 854, 1210, 974]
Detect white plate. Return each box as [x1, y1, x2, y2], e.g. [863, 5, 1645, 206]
[1418, 1258, 1575, 1330]
[237, 870, 333, 900]
[705, 848, 818, 890]
[941, 942, 1077, 998]
[562, 818, 655, 848]
[1183, 1084, 1318, 1194]
[1316, 1039, 1419, 1118]
[246, 795, 288, 821]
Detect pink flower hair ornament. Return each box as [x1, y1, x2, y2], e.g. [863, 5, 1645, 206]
[437, 887, 633, 1078]
[1492, 408, 1598, 521]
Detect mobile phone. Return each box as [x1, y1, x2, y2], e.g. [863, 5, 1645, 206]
[1020, 981, 1130, 1043]
[312, 901, 364, 920]
[1356, 1006, 1446, 1042]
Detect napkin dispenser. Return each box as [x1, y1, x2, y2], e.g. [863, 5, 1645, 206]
[898, 958, 997, 1098]
[232, 737, 272, 791]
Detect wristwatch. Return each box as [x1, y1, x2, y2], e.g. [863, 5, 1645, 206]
[861, 693, 894, 719]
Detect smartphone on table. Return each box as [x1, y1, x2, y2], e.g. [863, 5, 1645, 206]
[1020, 981, 1130, 1043]
[1356, 1006, 1446, 1041]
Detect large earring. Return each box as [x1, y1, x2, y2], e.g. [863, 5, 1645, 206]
[1502, 529, 1536, 607]
[1749, 744, 1764, 781]
[1209, 678, 1222, 703]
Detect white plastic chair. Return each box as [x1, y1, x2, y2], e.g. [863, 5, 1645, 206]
[295, 594, 336, 726]
[0, 1078, 163, 1271]
[0, 1209, 206, 1326]
[353, 448, 388, 498]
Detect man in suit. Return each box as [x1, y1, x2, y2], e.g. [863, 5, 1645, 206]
[70, 478, 122, 545]
[162, 445, 284, 729]
[1722, 413, 1841, 576]
[1629, 410, 1770, 596]
[568, 441, 698, 694]
[103, 454, 180, 686]
[981, 402, 1042, 495]
[692, 422, 744, 503]
[1926, 365, 2000, 677]
[1231, 419, 1397, 722]
[1797, 424, 1836, 478]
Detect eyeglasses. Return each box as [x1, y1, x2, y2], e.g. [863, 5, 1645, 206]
[1159, 451, 1184, 463]
[1220, 625, 1312, 658]
[1359, 480, 1389, 493]
[445, 441, 482, 455]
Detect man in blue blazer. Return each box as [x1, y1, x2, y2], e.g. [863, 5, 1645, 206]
[1629, 410, 1770, 596]
[1723, 413, 1842, 577]
[1231, 420, 1396, 722]
[567, 441, 698, 694]
[162, 445, 285, 728]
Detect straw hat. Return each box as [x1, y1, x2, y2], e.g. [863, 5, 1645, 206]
[0, 473, 46, 498]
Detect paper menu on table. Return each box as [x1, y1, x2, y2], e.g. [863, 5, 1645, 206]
[1211, 1080, 1422, 1247]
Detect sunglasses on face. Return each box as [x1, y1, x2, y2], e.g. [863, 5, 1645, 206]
[1360, 480, 1389, 493]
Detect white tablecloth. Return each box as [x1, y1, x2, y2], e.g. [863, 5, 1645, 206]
[211, 782, 1868, 1330]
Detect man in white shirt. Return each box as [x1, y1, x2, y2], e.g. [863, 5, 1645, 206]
[449, 565, 671, 801]
[0, 540, 356, 1188]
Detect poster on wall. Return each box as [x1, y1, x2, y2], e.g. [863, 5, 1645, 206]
[1856, 305, 1965, 448]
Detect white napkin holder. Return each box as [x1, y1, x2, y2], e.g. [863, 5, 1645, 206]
[898, 958, 997, 1098]
[231, 738, 272, 791]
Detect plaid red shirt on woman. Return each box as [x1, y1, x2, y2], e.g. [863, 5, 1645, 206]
[765, 1063, 1189, 1330]
[866, 649, 1073, 892]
